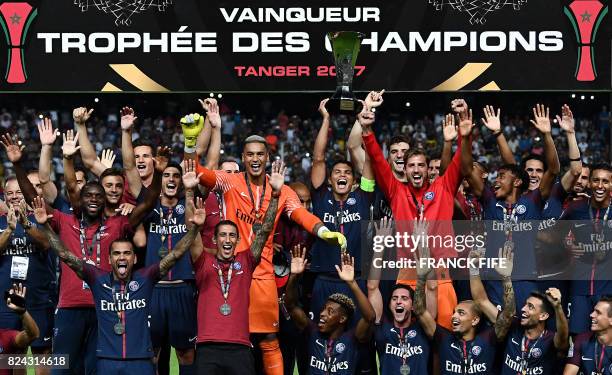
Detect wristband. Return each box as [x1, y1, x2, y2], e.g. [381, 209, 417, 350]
[360, 177, 376, 192]
[316, 226, 330, 238]
[493, 131, 503, 137]
[183, 145, 196, 154]
[469, 267, 480, 277]
[569, 157, 581, 162]
[63, 154, 73, 160]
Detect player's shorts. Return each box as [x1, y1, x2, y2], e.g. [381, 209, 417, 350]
[196, 343, 255, 375]
[568, 294, 600, 334]
[249, 278, 279, 333]
[397, 279, 457, 330]
[52, 307, 97, 375]
[150, 282, 197, 350]
[0, 307, 53, 349]
[98, 358, 155, 375]
[485, 280, 537, 315]
[309, 274, 367, 327]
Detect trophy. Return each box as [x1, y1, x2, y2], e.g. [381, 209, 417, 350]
[327, 31, 364, 114]
[564, 0, 607, 81]
[0, 2, 37, 84]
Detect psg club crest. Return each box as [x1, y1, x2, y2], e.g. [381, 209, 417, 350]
[128, 280, 140, 292]
[515, 205, 527, 215]
[346, 197, 356, 206]
[233, 262, 242, 271]
[335, 343, 346, 353]
[424, 192, 435, 201]
[175, 204, 185, 215]
[74, 0, 174, 26]
[531, 348, 542, 358]
[471, 345, 482, 356]
[407, 330, 417, 338]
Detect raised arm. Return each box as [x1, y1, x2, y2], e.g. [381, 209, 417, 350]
[181, 111, 205, 160]
[128, 146, 169, 228]
[440, 113, 457, 174]
[311, 98, 330, 189]
[412, 220, 437, 339]
[545, 288, 569, 352]
[458, 108, 474, 177]
[367, 217, 392, 323]
[37, 118, 58, 203]
[285, 245, 311, 331]
[336, 253, 375, 343]
[348, 90, 384, 174]
[62, 130, 82, 211]
[120, 107, 143, 198]
[357, 106, 376, 181]
[531, 104, 560, 199]
[557, 105, 582, 191]
[481, 105, 515, 165]
[251, 161, 284, 263]
[73, 107, 107, 177]
[493, 245, 515, 340]
[6, 284, 39, 349]
[16, 200, 48, 249]
[195, 99, 213, 158]
[32, 197, 84, 279]
[468, 249, 501, 323]
[159, 197, 205, 277]
[203, 99, 222, 170]
[182, 159, 205, 262]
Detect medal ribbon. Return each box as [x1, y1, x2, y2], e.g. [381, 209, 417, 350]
[245, 173, 266, 220]
[325, 339, 334, 375]
[336, 201, 345, 235]
[79, 218, 104, 266]
[159, 205, 173, 251]
[461, 340, 472, 375]
[411, 194, 425, 221]
[500, 203, 517, 242]
[398, 327, 408, 368]
[110, 276, 126, 334]
[519, 330, 545, 375]
[216, 259, 234, 302]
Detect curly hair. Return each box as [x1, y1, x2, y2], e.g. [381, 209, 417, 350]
[327, 293, 355, 320]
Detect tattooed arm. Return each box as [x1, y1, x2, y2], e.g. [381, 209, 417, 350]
[494, 276, 515, 340]
[42, 223, 84, 279]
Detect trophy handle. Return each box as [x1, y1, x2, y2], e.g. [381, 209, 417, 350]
[0, 2, 37, 84]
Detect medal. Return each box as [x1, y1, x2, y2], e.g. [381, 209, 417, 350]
[399, 364, 410, 375]
[219, 303, 232, 316]
[158, 246, 169, 258]
[114, 322, 125, 335]
[253, 222, 262, 234]
[503, 240, 514, 251]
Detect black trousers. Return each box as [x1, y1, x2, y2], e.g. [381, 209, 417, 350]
[196, 343, 255, 375]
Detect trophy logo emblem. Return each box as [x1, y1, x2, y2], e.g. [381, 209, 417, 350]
[327, 31, 364, 114]
[564, 0, 608, 81]
[0, 2, 36, 84]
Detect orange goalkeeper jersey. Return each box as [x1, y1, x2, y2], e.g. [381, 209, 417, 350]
[197, 165, 321, 279]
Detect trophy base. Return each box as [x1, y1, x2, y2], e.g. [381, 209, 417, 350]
[327, 97, 363, 115]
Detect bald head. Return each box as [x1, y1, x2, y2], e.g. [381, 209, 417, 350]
[289, 182, 311, 210]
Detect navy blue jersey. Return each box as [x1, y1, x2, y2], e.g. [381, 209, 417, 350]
[142, 199, 193, 281]
[310, 186, 371, 273]
[306, 322, 360, 374]
[371, 186, 393, 220]
[560, 199, 612, 295]
[568, 332, 612, 375]
[542, 181, 568, 220]
[0, 214, 51, 310]
[83, 263, 160, 359]
[501, 319, 557, 375]
[52, 194, 73, 214]
[481, 187, 542, 280]
[435, 325, 497, 375]
[374, 319, 430, 375]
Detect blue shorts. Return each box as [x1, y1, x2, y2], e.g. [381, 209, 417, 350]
[309, 275, 366, 328]
[485, 280, 537, 314]
[149, 282, 197, 350]
[0, 307, 53, 349]
[568, 294, 601, 335]
[98, 358, 154, 375]
[52, 307, 97, 375]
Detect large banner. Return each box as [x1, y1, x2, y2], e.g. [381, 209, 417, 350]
[0, 0, 609, 92]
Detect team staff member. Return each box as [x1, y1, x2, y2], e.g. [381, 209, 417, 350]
[33, 195, 205, 375]
[362, 100, 475, 329]
[564, 296, 612, 375]
[3, 133, 168, 375]
[0, 177, 52, 375]
[187, 160, 285, 374]
[184, 110, 346, 374]
[0, 283, 40, 375]
[141, 163, 196, 375]
[414, 220, 516, 375]
[469, 249, 569, 374]
[286, 246, 375, 375]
